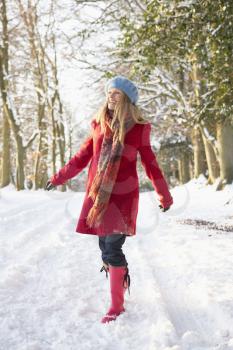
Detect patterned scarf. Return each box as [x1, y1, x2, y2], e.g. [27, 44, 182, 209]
[86, 112, 135, 228]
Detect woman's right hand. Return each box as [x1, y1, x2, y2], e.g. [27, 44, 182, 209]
[158, 204, 170, 212]
[45, 180, 56, 191]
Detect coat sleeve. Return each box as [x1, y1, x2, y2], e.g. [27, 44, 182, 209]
[50, 122, 94, 186]
[138, 123, 173, 208]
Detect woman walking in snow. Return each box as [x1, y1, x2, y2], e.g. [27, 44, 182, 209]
[45, 76, 173, 323]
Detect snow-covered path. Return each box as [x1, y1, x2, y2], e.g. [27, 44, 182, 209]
[1, 181, 233, 350]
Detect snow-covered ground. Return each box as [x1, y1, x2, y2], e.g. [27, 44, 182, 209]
[0, 178, 233, 350]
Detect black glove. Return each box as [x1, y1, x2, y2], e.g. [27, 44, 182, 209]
[45, 180, 56, 191]
[159, 204, 170, 212]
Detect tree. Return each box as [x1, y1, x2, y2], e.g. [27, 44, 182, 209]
[0, 0, 38, 190]
[117, 0, 233, 186]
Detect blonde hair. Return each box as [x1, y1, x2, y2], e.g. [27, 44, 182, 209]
[95, 93, 148, 145]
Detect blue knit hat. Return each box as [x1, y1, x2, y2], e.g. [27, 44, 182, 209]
[105, 75, 139, 105]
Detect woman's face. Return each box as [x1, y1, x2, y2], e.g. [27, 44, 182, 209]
[107, 88, 123, 110]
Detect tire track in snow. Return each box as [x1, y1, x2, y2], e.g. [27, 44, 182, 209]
[0, 196, 76, 280]
[0, 198, 53, 222]
[126, 239, 181, 350]
[0, 202, 61, 240]
[0, 191, 76, 229]
[4, 205, 68, 248]
[0, 204, 67, 248]
[138, 223, 219, 350]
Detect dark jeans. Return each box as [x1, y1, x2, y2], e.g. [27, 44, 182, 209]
[99, 233, 127, 267]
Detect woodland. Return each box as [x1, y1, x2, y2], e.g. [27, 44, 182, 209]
[0, 0, 233, 191]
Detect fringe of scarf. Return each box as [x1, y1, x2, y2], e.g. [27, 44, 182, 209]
[86, 113, 135, 227]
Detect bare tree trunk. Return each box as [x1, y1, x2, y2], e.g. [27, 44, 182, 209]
[17, 0, 48, 189]
[1, 101, 26, 190]
[190, 58, 207, 178]
[191, 126, 207, 178]
[0, 0, 24, 189]
[178, 152, 190, 184]
[50, 94, 66, 191]
[0, 0, 11, 188]
[56, 114, 66, 192]
[1, 0, 38, 190]
[50, 101, 57, 175]
[57, 108, 65, 169]
[0, 113, 11, 187]
[216, 119, 233, 189]
[48, 35, 66, 191]
[16, 139, 25, 189]
[33, 102, 47, 189]
[199, 126, 219, 184]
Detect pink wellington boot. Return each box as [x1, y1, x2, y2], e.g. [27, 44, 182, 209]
[101, 265, 130, 324]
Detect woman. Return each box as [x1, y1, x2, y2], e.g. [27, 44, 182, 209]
[45, 76, 173, 323]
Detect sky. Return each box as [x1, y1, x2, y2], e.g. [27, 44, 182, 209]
[55, 1, 119, 125]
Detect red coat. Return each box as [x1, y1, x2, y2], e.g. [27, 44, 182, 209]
[50, 119, 173, 236]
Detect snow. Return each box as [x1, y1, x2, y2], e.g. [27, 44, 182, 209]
[0, 180, 233, 350]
